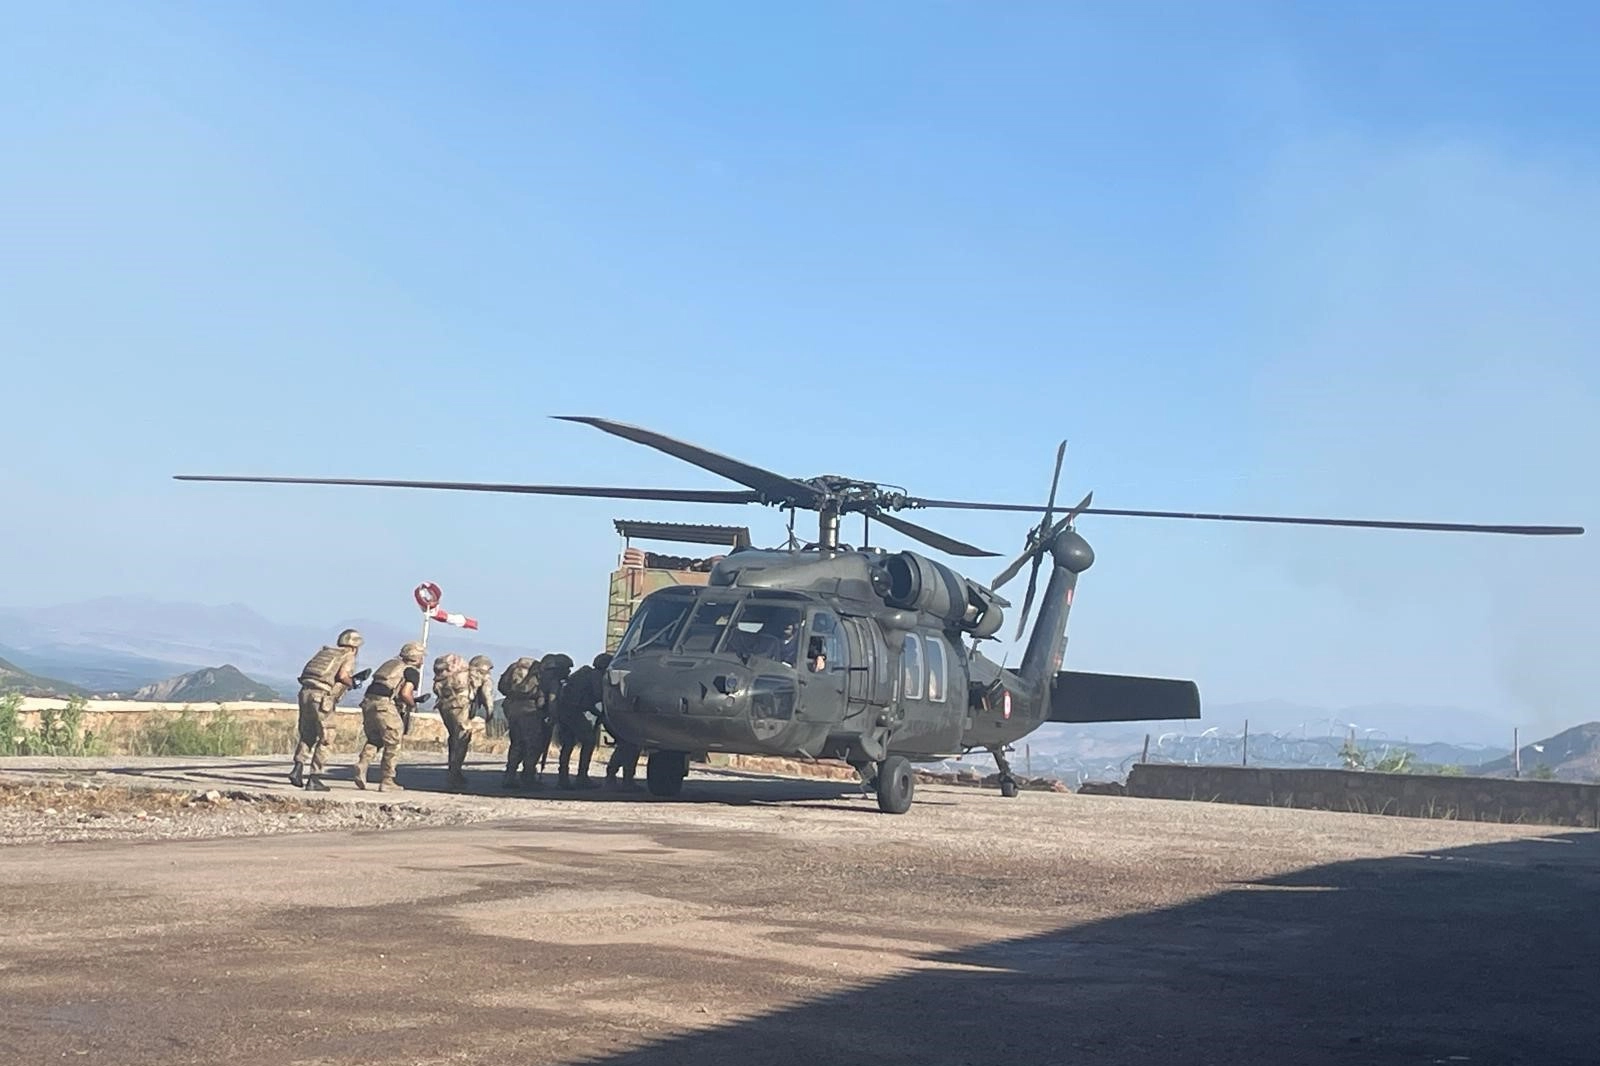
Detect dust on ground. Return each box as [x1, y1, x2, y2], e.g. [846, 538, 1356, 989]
[1, 753, 1597, 1066]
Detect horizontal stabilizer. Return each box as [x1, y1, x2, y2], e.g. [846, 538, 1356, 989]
[1048, 670, 1200, 723]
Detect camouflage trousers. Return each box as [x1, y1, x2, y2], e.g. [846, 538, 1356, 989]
[501, 699, 545, 785]
[438, 701, 475, 786]
[355, 697, 405, 787]
[293, 687, 338, 775]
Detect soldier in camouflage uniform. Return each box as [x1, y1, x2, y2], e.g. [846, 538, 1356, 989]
[354, 640, 424, 791]
[467, 654, 495, 756]
[432, 652, 480, 792]
[290, 628, 364, 791]
[555, 652, 610, 790]
[533, 653, 574, 782]
[497, 656, 543, 789]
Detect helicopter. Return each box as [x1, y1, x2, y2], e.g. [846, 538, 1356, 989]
[176, 415, 1585, 814]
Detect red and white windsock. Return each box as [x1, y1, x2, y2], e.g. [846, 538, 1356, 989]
[426, 607, 478, 630]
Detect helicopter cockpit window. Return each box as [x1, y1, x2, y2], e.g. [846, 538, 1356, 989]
[616, 595, 693, 656]
[901, 633, 923, 700]
[721, 602, 805, 665]
[808, 611, 846, 671]
[677, 598, 741, 654]
[924, 633, 946, 702]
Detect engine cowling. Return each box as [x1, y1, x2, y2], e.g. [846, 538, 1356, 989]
[874, 551, 1005, 637]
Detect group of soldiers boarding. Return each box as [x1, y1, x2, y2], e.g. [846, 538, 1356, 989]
[288, 628, 642, 793]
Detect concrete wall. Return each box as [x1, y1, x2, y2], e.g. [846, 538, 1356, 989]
[1125, 763, 1600, 828]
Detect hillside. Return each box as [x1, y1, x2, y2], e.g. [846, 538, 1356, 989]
[131, 665, 283, 703]
[1473, 722, 1600, 782]
[0, 656, 88, 698]
[0, 596, 539, 697]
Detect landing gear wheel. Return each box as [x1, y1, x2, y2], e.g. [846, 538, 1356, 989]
[1000, 777, 1019, 799]
[646, 750, 688, 797]
[875, 755, 915, 814]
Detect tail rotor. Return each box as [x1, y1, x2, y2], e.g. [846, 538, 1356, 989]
[993, 442, 1092, 639]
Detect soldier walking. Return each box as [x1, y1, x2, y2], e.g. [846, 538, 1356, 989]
[497, 656, 542, 789]
[556, 652, 610, 790]
[432, 652, 480, 792]
[290, 628, 366, 791]
[467, 654, 495, 771]
[534, 653, 574, 782]
[355, 640, 424, 792]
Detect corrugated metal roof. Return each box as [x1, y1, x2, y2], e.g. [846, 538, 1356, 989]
[613, 519, 751, 548]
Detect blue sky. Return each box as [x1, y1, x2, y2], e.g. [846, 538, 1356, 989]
[3, 2, 1596, 732]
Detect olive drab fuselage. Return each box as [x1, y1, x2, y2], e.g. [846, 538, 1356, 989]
[600, 541, 1080, 769]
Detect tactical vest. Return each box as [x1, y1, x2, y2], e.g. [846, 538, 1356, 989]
[556, 665, 601, 718]
[367, 656, 414, 699]
[299, 645, 350, 690]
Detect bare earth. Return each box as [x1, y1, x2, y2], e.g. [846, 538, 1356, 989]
[1, 754, 1596, 1066]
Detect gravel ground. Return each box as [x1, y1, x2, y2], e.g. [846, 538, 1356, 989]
[0, 778, 470, 844]
[2, 754, 1598, 1065]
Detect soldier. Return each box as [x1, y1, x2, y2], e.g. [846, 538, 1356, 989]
[534, 652, 574, 781]
[497, 656, 542, 789]
[604, 732, 643, 791]
[290, 628, 366, 790]
[432, 652, 478, 792]
[555, 652, 611, 790]
[355, 640, 424, 791]
[467, 654, 495, 728]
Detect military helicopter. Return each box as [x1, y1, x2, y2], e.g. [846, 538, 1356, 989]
[176, 416, 1584, 814]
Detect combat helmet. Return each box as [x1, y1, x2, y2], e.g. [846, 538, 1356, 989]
[337, 628, 363, 649]
[592, 652, 613, 672]
[400, 641, 425, 665]
[469, 655, 493, 672]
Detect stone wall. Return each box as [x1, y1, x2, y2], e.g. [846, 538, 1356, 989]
[12, 697, 509, 754]
[1124, 763, 1600, 828]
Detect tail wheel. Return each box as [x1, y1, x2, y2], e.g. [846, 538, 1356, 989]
[646, 750, 688, 797]
[875, 755, 915, 814]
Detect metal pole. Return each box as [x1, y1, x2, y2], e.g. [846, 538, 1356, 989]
[1141, 733, 1150, 764]
[1242, 719, 1249, 767]
[1025, 744, 1031, 775]
[1514, 727, 1520, 778]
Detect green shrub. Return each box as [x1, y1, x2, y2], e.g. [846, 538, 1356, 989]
[130, 707, 249, 757]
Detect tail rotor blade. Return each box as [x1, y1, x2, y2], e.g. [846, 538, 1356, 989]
[1015, 555, 1044, 641]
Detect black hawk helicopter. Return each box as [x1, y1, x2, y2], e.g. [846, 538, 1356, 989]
[176, 416, 1584, 813]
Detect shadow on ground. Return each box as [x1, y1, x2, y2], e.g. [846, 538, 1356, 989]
[575, 829, 1600, 1066]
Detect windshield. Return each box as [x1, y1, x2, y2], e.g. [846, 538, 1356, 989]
[615, 593, 694, 656]
[720, 601, 805, 666]
[676, 597, 742, 653]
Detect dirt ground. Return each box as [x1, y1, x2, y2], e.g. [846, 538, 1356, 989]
[1, 753, 1596, 1065]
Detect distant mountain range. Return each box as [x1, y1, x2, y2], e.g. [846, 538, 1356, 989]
[0, 655, 89, 698]
[132, 665, 280, 703]
[1476, 722, 1600, 781]
[0, 596, 542, 699]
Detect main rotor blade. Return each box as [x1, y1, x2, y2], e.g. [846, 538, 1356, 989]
[907, 497, 1583, 536]
[556, 416, 823, 509]
[870, 512, 998, 558]
[172, 475, 762, 505]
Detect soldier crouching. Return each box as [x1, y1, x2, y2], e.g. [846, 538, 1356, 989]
[355, 640, 424, 792]
[555, 652, 610, 790]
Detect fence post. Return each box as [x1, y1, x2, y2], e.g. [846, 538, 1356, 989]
[1141, 733, 1150, 764]
[1242, 719, 1249, 767]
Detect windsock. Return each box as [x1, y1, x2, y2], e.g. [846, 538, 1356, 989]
[426, 607, 478, 630]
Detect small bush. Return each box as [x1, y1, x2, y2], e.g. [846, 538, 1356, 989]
[0, 693, 21, 755]
[130, 707, 250, 757]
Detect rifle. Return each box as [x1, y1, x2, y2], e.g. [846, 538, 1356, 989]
[401, 692, 432, 735]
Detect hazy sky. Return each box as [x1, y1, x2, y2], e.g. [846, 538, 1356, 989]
[3, 2, 1596, 730]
